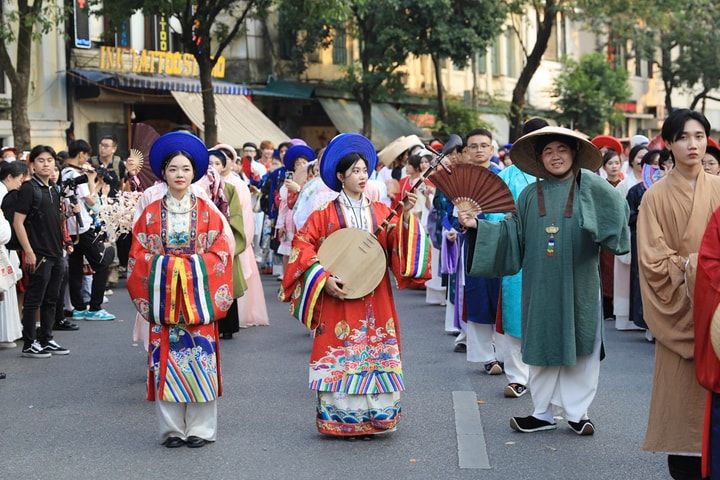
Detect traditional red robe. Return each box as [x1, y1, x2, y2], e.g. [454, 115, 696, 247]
[694, 206, 720, 476]
[279, 199, 430, 394]
[127, 195, 234, 402]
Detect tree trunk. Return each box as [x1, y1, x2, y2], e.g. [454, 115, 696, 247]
[660, 50, 673, 116]
[508, 0, 557, 142]
[359, 88, 373, 140]
[2, 0, 40, 151]
[431, 54, 447, 122]
[198, 56, 218, 147]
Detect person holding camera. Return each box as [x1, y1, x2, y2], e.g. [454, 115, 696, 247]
[62, 140, 115, 322]
[14, 146, 70, 358]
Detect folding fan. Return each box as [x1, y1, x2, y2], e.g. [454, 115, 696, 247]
[430, 163, 516, 214]
[127, 148, 144, 172]
[131, 122, 161, 189]
[642, 164, 663, 190]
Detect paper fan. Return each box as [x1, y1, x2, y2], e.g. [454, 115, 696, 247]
[642, 163, 662, 190]
[430, 163, 516, 214]
[127, 148, 144, 171]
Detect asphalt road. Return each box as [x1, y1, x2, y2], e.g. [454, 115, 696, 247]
[0, 275, 670, 479]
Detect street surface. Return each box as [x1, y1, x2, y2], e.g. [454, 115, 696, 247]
[0, 275, 669, 479]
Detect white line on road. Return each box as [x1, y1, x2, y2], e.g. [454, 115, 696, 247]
[453, 390, 491, 469]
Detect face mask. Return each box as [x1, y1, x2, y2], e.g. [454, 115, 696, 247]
[4, 156, 15, 163]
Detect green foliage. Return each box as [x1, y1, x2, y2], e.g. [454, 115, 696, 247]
[551, 52, 631, 136]
[576, 0, 720, 111]
[432, 100, 494, 141]
[0, 1, 69, 44]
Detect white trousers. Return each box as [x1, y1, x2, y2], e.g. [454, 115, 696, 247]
[445, 299, 459, 334]
[466, 321, 497, 364]
[495, 333, 529, 385]
[528, 317, 602, 423]
[156, 400, 217, 443]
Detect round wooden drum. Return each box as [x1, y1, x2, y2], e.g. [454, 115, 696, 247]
[317, 228, 387, 299]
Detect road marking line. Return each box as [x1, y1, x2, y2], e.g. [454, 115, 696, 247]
[452, 390, 491, 469]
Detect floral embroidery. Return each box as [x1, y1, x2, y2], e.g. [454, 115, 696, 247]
[214, 284, 233, 311]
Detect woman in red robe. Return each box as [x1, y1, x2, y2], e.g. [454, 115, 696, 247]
[127, 132, 234, 449]
[280, 133, 431, 439]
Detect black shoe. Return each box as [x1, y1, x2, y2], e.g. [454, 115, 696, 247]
[0, 372, 5, 380]
[453, 343, 467, 353]
[185, 436, 206, 448]
[42, 340, 70, 355]
[63, 309, 74, 318]
[568, 419, 595, 436]
[510, 415, 557, 433]
[54, 319, 79, 331]
[221, 332, 233, 339]
[163, 437, 185, 448]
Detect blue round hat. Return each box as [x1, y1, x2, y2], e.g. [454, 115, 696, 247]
[284, 144, 315, 171]
[149, 131, 209, 183]
[319, 133, 377, 192]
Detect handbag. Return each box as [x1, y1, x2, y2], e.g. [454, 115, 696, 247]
[0, 246, 22, 292]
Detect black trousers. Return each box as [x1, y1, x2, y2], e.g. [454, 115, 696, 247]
[21, 255, 65, 348]
[68, 230, 113, 311]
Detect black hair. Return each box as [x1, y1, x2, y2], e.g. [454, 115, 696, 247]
[407, 153, 423, 170]
[278, 141, 293, 151]
[208, 150, 227, 167]
[522, 118, 550, 135]
[161, 150, 196, 178]
[28, 145, 57, 164]
[0, 160, 29, 180]
[335, 152, 368, 178]
[602, 149, 620, 166]
[642, 149, 663, 167]
[100, 135, 117, 146]
[628, 144, 649, 167]
[466, 128, 493, 141]
[706, 146, 720, 163]
[661, 109, 711, 143]
[68, 139, 91, 158]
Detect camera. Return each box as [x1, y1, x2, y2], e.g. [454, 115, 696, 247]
[95, 166, 113, 184]
[61, 173, 89, 191]
[285, 171, 294, 181]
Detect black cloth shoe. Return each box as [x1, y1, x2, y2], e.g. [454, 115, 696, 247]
[163, 437, 185, 448]
[510, 415, 557, 433]
[185, 436, 206, 448]
[54, 319, 79, 331]
[221, 333, 233, 339]
[42, 340, 69, 355]
[453, 343, 467, 353]
[568, 419, 595, 436]
[0, 372, 5, 379]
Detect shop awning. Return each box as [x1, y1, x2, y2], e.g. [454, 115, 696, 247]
[251, 79, 314, 99]
[69, 69, 250, 96]
[318, 98, 426, 149]
[171, 91, 289, 147]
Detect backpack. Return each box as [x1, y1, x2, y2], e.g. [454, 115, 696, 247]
[2, 183, 42, 251]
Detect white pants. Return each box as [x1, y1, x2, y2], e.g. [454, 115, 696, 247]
[156, 400, 217, 443]
[445, 300, 459, 334]
[495, 333, 529, 385]
[528, 317, 602, 423]
[466, 321, 496, 364]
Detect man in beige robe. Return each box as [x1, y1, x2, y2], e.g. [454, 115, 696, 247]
[638, 108, 720, 479]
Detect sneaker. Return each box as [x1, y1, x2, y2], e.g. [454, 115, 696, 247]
[568, 419, 595, 436]
[484, 361, 504, 375]
[453, 343, 467, 353]
[72, 309, 88, 320]
[42, 340, 70, 355]
[504, 383, 528, 398]
[104, 289, 114, 296]
[21, 341, 51, 359]
[54, 319, 79, 331]
[85, 309, 116, 321]
[510, 415, 557, 433]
